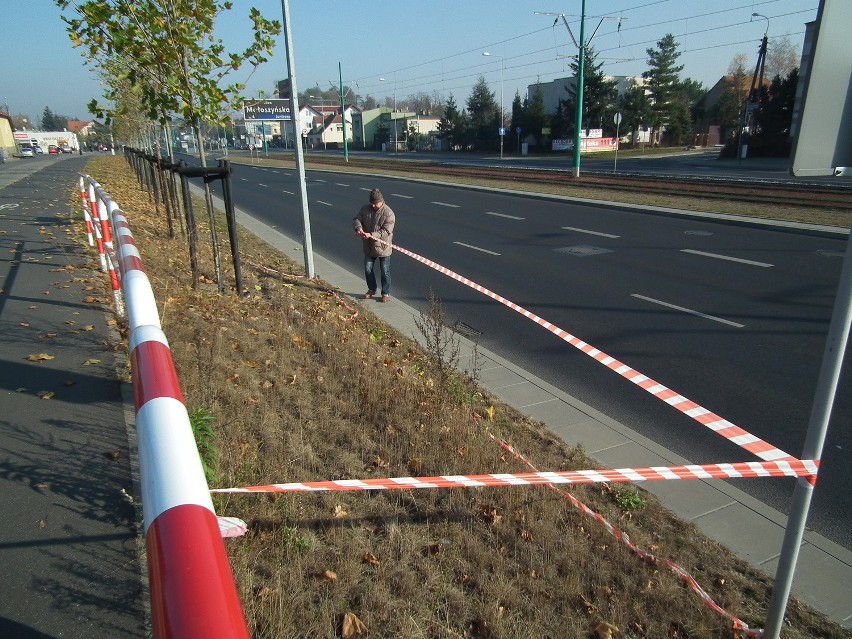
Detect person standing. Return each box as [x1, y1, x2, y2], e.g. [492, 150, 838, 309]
[353, 188, 395, 302]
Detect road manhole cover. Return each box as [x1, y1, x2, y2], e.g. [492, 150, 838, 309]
[555, 245, 613, 257]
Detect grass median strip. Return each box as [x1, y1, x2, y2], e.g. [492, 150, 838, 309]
[80, 155, 846, 639]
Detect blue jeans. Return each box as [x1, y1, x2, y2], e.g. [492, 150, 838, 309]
[364, 255, 391, 296]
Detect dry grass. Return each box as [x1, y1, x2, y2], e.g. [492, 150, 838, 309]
[78, 156, 849, 639]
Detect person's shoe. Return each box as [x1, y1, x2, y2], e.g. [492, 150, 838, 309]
[380, 295, 389, 303]
[364, 291, 375, 299]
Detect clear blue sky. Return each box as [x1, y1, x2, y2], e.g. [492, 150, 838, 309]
[2, 0, 818, 126]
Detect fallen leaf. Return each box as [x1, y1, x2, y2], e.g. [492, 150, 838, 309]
[333, 504, 348, 519]
[407, 458, 422, 473]
[284, 374, 296, 385]
[83, 325, 95, 331]
[320, 570, 337, 583]
[27, 353, 55, 362]
[15, 388, 27, 393]
[595, 621, 619, 639]
[34, 483, 49, 490]
[83, 359, 101, 366]
[37, 519, 47, 529]
[36, 391, 55, 400]
[341, 612, 367, 639]
[362, 552, 379, 566]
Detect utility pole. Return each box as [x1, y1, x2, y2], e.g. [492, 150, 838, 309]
[572, 0, 586, 178]
[279, 0, 315, 279]
[339, 61, 349, 162]
[737, 15, 769, 164]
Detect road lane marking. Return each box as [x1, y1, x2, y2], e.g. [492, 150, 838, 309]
[632, 294, 745, 328]
[316, 200, 333, 207]
[562, 226, 620, 238]
[454, 242, 500, 256]
[391, 193, 413, 199]
[680, 249, 773, 268]
[335, 182, 350, 187]
[431, 201, 460, 208]
[259, 183, 268, 187]
[282, 190, 294, 195]
[486, 211, 524, 220]
[315, 179, 326, 183]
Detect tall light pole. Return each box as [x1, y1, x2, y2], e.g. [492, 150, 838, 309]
[379, 75, 398, 153]
[482, 52, 504, 159]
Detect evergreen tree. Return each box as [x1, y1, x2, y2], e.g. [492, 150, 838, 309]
[550, 99, 571, 140]
[751, 68, 798, 156]
[465, 76, 499, 150]
[42, 107, 61, 130]
[508, 91, 523, 153]
[617, 84, 653, 145]
[563, 46, 618, 132]
[437, 93, 467, 150]
[523, 86, 548, 149]
[642, 33, 685, 141]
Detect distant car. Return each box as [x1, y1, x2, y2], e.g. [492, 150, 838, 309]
[48, 145, 60, 155]
[34, 145, 44, 154]
[61, 146, 73, 154]
[20, 147, 35, 158]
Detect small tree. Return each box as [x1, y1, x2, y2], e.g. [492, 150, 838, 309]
[58, 0, 281, 293]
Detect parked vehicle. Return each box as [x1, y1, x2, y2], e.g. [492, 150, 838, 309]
[48, 145, 60, 155]
[34, 145, 44, 154]
[20, 147, 35, 158]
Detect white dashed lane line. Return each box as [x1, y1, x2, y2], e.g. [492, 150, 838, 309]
[316, 200, 333, 207]
[486, 211, 524, 220]
[335, 182, 350, 187]
[282, 190, 294, 195]
[681, 249, 773, 268]
[259, 183, 267, 187]
[432, 201, 460, 208]
[391, 193, 413, 199]
[562, 226, 620, 238]
[632, 294, 745, 328]
[454, 242, 501, 256]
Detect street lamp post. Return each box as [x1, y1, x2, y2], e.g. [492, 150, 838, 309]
[482, 52, 504, 159]
[737, 13, 770, 164]
[379, 76, 398, 154]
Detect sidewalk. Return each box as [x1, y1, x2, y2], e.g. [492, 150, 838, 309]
[222, 184, 852, 631]
[0, 156, 146, 638]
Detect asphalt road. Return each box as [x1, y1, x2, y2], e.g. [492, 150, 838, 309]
[197, 157, 851, 550]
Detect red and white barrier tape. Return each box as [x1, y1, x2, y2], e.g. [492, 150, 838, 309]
[386, 240, 794, 464]
[211, 458, 817, 494]
[487, 432, 762, 637]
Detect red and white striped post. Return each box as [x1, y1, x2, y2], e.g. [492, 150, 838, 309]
[87, 181, 107, 272]
[89, 177, 250, 638]
[78, 175, 95, 246]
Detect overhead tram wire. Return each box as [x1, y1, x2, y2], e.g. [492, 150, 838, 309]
[349, 25, 555, 92]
